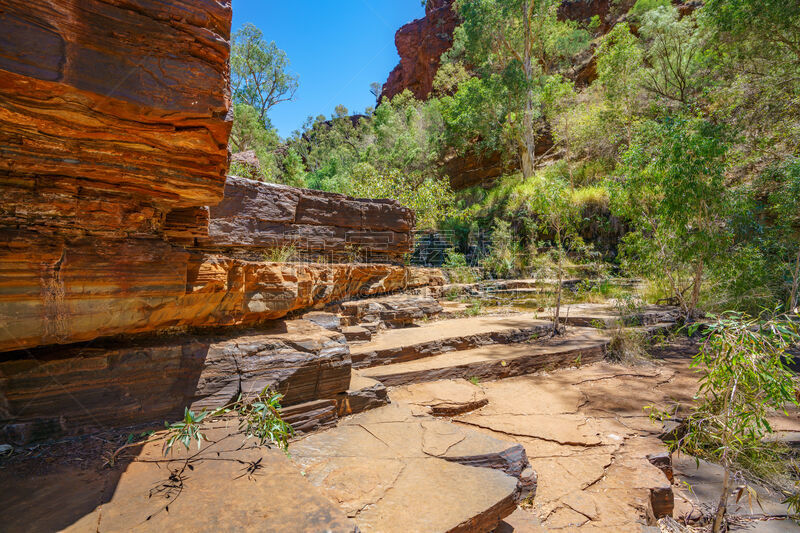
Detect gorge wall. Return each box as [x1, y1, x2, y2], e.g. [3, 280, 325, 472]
[0, 1, 441, 441]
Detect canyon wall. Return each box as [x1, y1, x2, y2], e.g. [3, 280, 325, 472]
[381, 0, 459, 102]
[0, 1, 442, 441]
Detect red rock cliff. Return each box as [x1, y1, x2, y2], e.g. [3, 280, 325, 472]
[381, 0, 459, 101]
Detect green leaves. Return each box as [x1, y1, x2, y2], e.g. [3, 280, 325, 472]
[231, 23, 298, 127]
[162, 389, 294, 456]
[163, 407, 209, 455]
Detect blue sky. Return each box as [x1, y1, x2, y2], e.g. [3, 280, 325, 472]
[232, 1, 425, 138]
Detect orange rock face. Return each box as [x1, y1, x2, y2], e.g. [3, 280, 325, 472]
[0, 1, 233, 234]
[0, 229, 441, 352]
[0, 0, 446, 442]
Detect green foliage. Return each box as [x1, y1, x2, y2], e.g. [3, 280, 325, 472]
[480, 219, 519, 278]
[238, 390, 294, 449]
[443, 249, 480, 283]
[163, 388, 293, 456]
[281, 96, 453, 228]
[629, 0, 670, 19]
[613, 115, 730, 318]
[163, 408, 209, 454]
[347, 164, 454, 230]
[231, 23, 298, 127]
[465, 299, 484, 316]
[638, 6, 704, 105]
[650, 312, 799, 531]
[262, 244, 297, 263]
[445, 0, 590, 173]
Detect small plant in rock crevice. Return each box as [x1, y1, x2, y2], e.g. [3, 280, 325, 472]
[465, 299, 483, 316]
[163, 388, 294, 456]
[262, 244, 297, 263]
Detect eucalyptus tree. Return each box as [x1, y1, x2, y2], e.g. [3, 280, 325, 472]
[231, 23, 299, 128]
[447, 0, 590, 176]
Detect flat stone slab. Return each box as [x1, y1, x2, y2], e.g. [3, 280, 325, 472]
[672, 455, 800, 532]
[359, 329, 608, 387]
[289, 403, 535, 533]
[351, 314, 553, 368]
[547, 303, 679, 328]
[389, 378, 489, 416]
[0, 424, 357, 532]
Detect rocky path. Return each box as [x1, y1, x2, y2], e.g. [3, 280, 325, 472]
[387, 339, 800, 532]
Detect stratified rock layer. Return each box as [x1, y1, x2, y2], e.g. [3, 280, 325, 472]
[195, 176, 415, 262]
[0, 320, 351, 442]
[0, 0, 233, 235]
[0, 239, 440, 352]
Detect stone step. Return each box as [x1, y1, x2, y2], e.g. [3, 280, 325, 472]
[342, 325, 372, 342]
[549, 303, 679, 328]
[334, 294, 443, 328]
[350, 313, 553, 369]
[335, 374, 389, 417]
[358, 329, 609, 387]
[288, 403, 536, 533]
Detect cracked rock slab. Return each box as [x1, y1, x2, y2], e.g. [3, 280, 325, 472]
[51, 424, 358, 532]
[389, 378, 489, 416]
[288, 403, 535, 532]
[351, 314, 553, 368]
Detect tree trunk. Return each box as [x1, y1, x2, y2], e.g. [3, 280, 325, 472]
[553, 242, 563, 336]
[712, 468, 731, 533]
[789, 246, 800, 313]
[521, 0, 536, 178]
[687, 260, 704, 320]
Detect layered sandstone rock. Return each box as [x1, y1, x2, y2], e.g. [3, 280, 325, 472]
[0, 233, 440, 352]
[0, 319, 351, 442]
[195, 175, 415, 262]
[0, 0, 233, 235]
[336, 294, 443, 328]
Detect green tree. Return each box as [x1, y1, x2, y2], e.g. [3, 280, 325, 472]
[638, 6, 703, 105]
[613, 116, 730, 319]
[595, 22, 644, 144]
[348, 163, 455, 230]
[229, 103, 279, 154]
[231, 23, 299, 127]
[652, 312, 799, 533]
[527, 176, 580, 333]
[450, 0, 590, 176]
